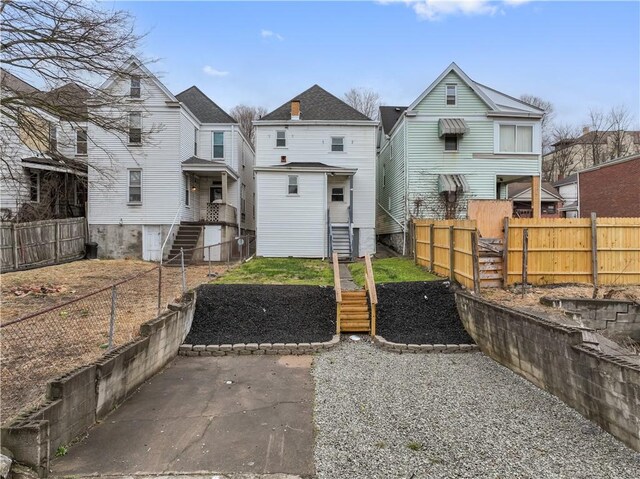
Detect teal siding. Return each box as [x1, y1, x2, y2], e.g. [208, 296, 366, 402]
[376, 122, 405, 234]
[413, 71, 489, 116]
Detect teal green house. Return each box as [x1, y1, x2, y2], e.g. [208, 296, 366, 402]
[376, 63, 544, 253]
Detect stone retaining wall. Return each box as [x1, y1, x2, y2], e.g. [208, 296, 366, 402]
[456, 291, 640, 452]
[179, 335, 341, 356]
[373, 336, 479, 353]
[1, 294, 196, 477]
[541, 296, 640, 340]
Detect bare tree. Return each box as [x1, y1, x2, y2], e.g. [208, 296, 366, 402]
[580, 109, 611, 167]
[607, 104, 633, 159]
[1, 0, 149, 179]
[229, 105, 267, 146]
[546, 124, 581, 180]
[343, 88, 381, 120]
[520, 94, 555, 154]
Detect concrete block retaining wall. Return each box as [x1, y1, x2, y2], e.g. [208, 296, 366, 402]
[540, 296, 640, 340]
[373, 336, 479, 354]
[179, 334, 341, 356]
[1, 293, 196, 477]
[456, 291, 640, 451]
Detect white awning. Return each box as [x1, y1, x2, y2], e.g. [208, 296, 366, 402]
[438, 174, 470, 193]
[438, 118, 468, 137]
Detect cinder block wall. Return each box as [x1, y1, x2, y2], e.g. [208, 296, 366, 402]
[1, 293, 196, 477]
[456, 291, 640, 452]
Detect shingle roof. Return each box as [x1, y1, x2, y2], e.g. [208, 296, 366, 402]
[22, 156, 88, 173]
[41, 82, 89, 121]
[176, 86, 236, 124]
[0, 69, 39, 94]
[553, 174, 577, 187]
[182, 157, 225, 165]
[267, 162, 350, 169]
[379, 106, 407, 135]
[260, 85, 371, 122]
[508, 181, 560, 199]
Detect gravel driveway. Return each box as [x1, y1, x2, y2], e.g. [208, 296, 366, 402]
[313, 340, 640, 479]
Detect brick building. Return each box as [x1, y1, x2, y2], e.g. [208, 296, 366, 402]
[578, 153, 640, 217]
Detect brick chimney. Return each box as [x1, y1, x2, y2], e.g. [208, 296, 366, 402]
[291, 100, 300, 120]
[582, 126, 590, 135]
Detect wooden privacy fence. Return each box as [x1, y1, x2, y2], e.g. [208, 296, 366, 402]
[0, 218, 86, 272]
[414, 219, 477, 290]
[505, 216, 640, 286]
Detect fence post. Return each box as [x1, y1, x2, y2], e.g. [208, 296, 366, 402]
[429, 224, 435, 272]
[108, 285, 117, 350]
[180, 247, 187, 294]
[157, 265, 162, 315]
[54, 221, 60, 263]
[502, 217, 509, 288]
[207, 245, 212, 276]
[591, 212, 598, 293]
[11, 222, 19, 270]
[449, 225, 455, 282]
[412, 222, 417, 264]
[471, 230, 480, 294]
[522, 228, 529, 296]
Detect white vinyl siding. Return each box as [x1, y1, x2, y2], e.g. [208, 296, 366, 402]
[413, 71, 488, 115]
[256, 172, 325, 257]
[76, 128, 88, 155]
[213, 131, 224, 158]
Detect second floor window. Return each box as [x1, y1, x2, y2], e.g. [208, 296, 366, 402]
[76, 129, 88, 155]
[129, 113, 142, 144]
[331, 136, 344, 152]
[499, 124, 533, 153]
[213, 131, 224, 158]
[444, 135, 458, 151]
[49, 124, 57, 153]
[130, 76, 141, 98]
[276, 130, 286, 147]
[446, 84, 457, 105]
[128, 169, 142, 203]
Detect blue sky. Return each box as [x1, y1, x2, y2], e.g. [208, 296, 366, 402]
[121, 1, 640, 127]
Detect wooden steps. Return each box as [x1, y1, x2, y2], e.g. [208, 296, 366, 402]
[478, 238, 504, 288]
[339, 290, 371, 333]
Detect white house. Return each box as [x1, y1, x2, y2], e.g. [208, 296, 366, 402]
[553, 173, 578, 218]
[253, 85, 378, 260]
[0, 69, 88, 221]
[88, 57, 255, 261]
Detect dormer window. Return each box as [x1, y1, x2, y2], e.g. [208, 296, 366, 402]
[130, 76, 141, 98]
[446, 84, 457, 106]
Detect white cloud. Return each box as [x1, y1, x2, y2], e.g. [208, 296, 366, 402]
[202, 65, 229, 78]
[388, 0, 530, 21]
[261, 29, 284, 41]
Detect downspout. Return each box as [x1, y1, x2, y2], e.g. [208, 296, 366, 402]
[324, 172, 328, 260]
[233, 125, 241, 236]
[403, 116, 409, 256]
[576, 172, 581, 218]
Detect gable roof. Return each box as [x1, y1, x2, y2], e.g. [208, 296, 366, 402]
[259, 84, 372, 122]
[553, 174, 578, 187]
[508, 181, 562, 201]
[41, 82, 90, 121]
[96, 56, 177, 102]
[176, 86, 236, 124]
[406, 62, 543, 117]
[379, 106, 407, 135]
[0, 69, 40, 94]
[577, 152, 640, 174]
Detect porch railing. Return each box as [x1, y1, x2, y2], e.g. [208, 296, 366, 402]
[206, 203, 237, 223]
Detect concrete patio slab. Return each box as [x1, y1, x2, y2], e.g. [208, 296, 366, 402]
[50, 355, 315, 478]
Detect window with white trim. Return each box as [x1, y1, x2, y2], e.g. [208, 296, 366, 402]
[130, 75, 141, 98]
[76, 128, 87, 155]
[213, 131, 224, 158]
[499, 124, 533, 153]
[446, 84, 457, 106]
[444, 135, 458, 151]
[129, 112, 142, 144]
[276, 130, 286, 147]
[287, 175, 298, 195]
[331, 187, 344, 202]
[331, 136, 344, 152]
[29, 171, 40, 202]
[128, 169, 142, 204]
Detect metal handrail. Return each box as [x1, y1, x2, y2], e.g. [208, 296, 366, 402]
[327, 208, 333, 258]
[347, 205, 353, 260]
[160, 205, 183, 265]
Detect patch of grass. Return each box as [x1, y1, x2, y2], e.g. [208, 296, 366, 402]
[349, 257, 438, 286]
[55, 445, 68, 457]
[406, 441, 424, 451]
[214, 258, 333, 286]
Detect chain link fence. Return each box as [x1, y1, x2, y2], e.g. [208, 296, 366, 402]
[1, 235, 255, 423]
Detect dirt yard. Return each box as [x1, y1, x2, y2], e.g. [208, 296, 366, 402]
[1, 259, 233, 424]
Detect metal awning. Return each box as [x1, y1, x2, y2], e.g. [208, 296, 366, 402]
[438, 118, 468, 137]
[438, 174, 470, 193]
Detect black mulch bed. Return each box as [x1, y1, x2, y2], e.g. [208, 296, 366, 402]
[377, 281, 474, 345]
[186, 284, 336, 344]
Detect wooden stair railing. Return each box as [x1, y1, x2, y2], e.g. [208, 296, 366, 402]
[332, 252, 342, 334]
[363, 254, 378, 336]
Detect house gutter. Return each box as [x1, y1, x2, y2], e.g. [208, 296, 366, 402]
[403, 114, 409, 256]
